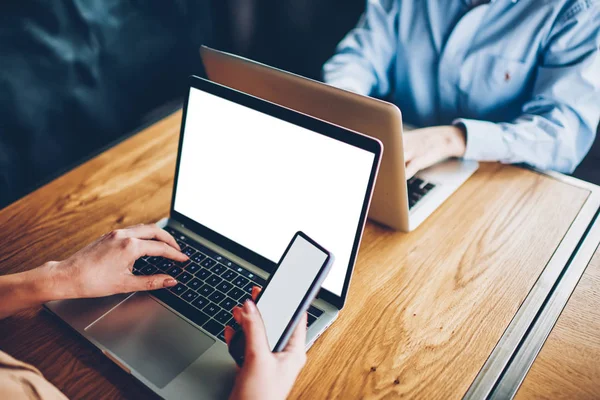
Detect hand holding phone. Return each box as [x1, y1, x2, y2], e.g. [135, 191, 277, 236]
[228, 232, 333, 366]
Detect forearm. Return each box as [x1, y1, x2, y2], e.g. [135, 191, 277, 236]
[0, 262, 72, 320]
[456, 102, 597, 173]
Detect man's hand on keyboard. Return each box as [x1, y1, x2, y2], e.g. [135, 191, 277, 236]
[403, 125, 466, 179]
[44, 224, 188, 300]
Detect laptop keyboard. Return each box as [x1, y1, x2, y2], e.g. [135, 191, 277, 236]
[133, 227, 324, 343]
[407, 177, 436, 210]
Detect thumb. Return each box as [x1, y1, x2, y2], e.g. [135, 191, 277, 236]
[241, 300, 270, 361]
[126, 274, 177, 292]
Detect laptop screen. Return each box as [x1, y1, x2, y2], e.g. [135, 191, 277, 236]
[173, 87, 375, 297]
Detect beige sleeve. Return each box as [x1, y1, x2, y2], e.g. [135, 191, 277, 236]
[0, 351, 68, 400]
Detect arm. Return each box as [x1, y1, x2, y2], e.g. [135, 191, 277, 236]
[0, 224, 187, 320]
[322, 0, 399, 97]
[456, 2, 600, 173]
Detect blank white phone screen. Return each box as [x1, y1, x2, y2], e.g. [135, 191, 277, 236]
[257, 235, 328, 350]
[174, 87, 375, 296]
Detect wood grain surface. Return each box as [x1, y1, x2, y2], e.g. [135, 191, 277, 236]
[515, 244, 600, 399]
[0, 110, 590, 399]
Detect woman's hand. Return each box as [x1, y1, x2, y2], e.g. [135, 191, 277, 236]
[403, 125, 467, 179]
[48, 224, 187, 299]
[224, 287, 307, 400]
[0, 224, 187, 320]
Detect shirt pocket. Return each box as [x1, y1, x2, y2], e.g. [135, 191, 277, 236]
[459, 53, 531, 119]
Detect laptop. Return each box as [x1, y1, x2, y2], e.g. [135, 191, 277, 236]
[200, 46, 479, 232]
[45, 76, 382, 399]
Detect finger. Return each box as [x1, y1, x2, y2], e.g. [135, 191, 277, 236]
[241, 300, 270, 360]
[124, 224, 181, 251]
[402, 132, 418, 163]
[405, 161, 420, 180]
[251, 286, 262, 301]
[124, 274, 177, 292]
[284, 312, 308, 354]
[136, 240, 188, 262]
[232, 306, 243, 324]
[406, 146, 449, 179]
[224, 326, 235, 345]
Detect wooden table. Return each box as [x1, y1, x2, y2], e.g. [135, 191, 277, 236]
[516, 242, 600, 399]
[0, 110, 593, 399]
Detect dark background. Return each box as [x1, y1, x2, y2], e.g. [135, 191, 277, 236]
[0, 1, 597, 209]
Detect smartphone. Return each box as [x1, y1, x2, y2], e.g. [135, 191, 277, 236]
[228, 231, 333, 366]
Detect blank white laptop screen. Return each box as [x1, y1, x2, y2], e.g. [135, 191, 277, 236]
[174, 87, 374, 296]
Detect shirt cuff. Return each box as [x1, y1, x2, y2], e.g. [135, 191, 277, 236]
[454, 118, 511, 162]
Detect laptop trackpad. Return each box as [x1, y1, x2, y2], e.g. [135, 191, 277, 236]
[86, 292, 215, 388]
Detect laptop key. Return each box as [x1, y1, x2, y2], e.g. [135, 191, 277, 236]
[208, 290, 226, 303]
[178, 272, 193, 284]
[227, 320, 241, 332]
[220, 297, 237, 311]
[220, 259, 238, 270]
[212, 254, 229, 265]
[198, 284, 215, 298]
[182, 290, 199, 303]
[228, 288, 244, 300]
[206, 275, 223, 288]
[233, 276, 250, 288]
[192, 253, 206, 264]
[233, 265, 256, 280]
[217, 330, 226, 343]
[147, 256, 162, 265]
[167, 266, 183, 278]
[202, 303, 222, 317]
[214, 310, 232, 324]
[188, 278, 203, 291]
[182, 246, 197, 257]
[217, 281, 233, 294]
[151, 289, 210, 327]
[243, 282, 255, 294]
[308, 314, 317, 327]
[191, 295, 209, 310]
[158, 259, 175, 271]
[201, 258, 217, 269]
[221, 269, 237, 281]
[211, 263, 226, 275]
[203, 319, 224, 336]
[185, 262, 201, 275]
[170, 283, 187, 296]
[238, 293, 251, 304]
[141, 264, 158, 275]
[196, 268, 211, 280]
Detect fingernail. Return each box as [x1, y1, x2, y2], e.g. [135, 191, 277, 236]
[244, 299, 256, 313]
[164, 278, 177, 287]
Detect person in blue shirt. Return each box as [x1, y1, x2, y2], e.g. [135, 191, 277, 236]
[323, 0, 600, 178]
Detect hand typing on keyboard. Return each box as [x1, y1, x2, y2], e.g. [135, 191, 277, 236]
[403, 125, 466, 179]
[44, 224, 187, 299]
[0, 224, 188, 320]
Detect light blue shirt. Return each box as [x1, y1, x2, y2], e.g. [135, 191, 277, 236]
[323, 0, 600, 173]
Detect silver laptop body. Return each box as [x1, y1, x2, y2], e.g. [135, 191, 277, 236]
[45, 77, 382, 399]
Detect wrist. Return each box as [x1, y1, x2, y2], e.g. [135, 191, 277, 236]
[28, 261, 77, 302]
[447, 124, 467, 158]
